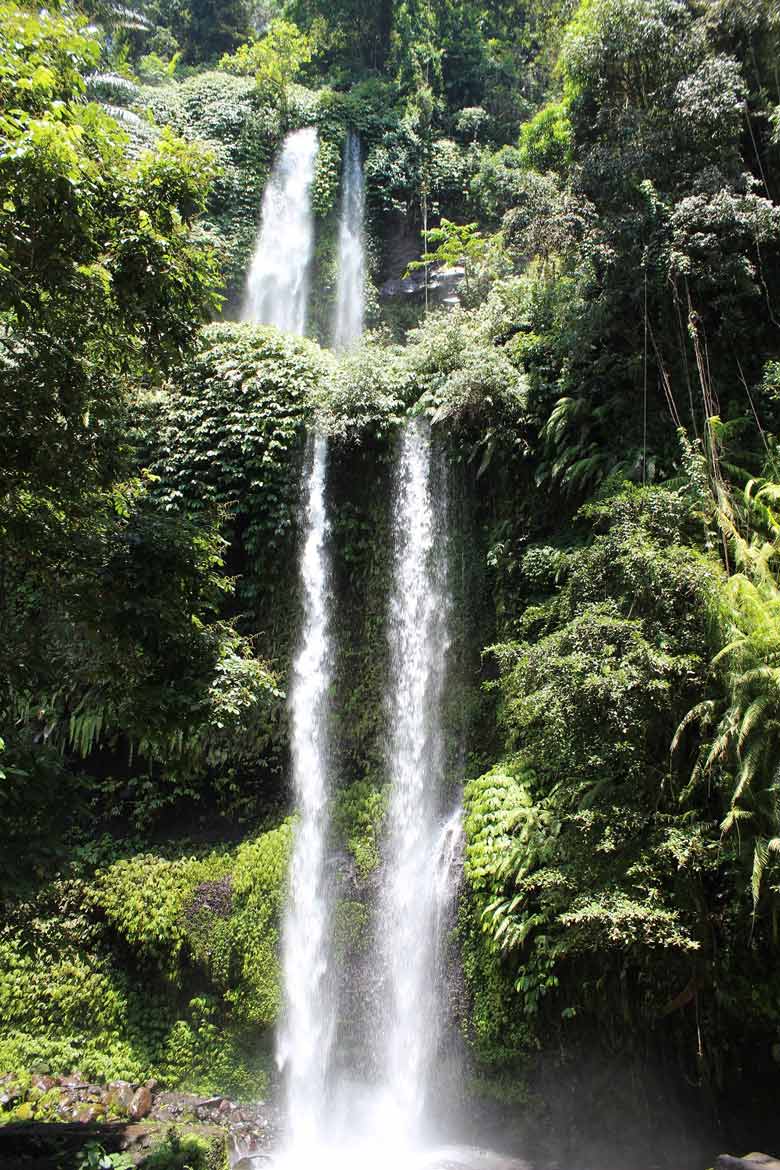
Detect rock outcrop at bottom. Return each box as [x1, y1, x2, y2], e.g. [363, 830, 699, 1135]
[0, 1072, 280, 1167]
[716, 1155, 780, 1170]
[0, 1120, 229, 1170]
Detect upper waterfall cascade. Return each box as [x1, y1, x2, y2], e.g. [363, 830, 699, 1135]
[242, 127, 319, 334]
[332, 131, 366, 350]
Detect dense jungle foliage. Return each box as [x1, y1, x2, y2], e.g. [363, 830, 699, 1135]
[3, 0, 780, 1158]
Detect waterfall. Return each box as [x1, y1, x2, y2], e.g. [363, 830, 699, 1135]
[251, 129, 329, 1136]
[378, 418, 459, 1142]
[242, 126, 319, 334]
[277, 434, 336, 1147]
[269, 421, 462, 1170]
[332, 131, 366, 350]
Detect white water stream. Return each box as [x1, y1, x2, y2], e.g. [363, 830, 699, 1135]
[378, 418, 459, 1142]
[242, 132, 463, 1170]
[277, 434, 337, 1148]
[332, 131, 366, 349]
[264, 421, 461, 1170]
[242, 126, 319, 333]
[244, 123, 340, 1160]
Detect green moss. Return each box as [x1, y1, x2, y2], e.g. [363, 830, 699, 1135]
[93, 852, 232, 977]
[139, 1126, 228, 1170]
[332, 781, 387, 877]
[0, 823, 291, 1099]
[159, 997, 270, 1099]
[333, 900, 370, 961]
[207, 822, 293, 1028]
[457, 893, 532, 1080]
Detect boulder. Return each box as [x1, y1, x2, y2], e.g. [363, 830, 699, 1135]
[151, 1090, 201, 1121]
[129, 1085, 153, 1121]
[716, 1157, 780, 1170]
[106, 1080, 135, 1113]
[0, 1079, 21, 1109]
[61, 1073, 88, 1088]
[76, 1103, 106, 1123]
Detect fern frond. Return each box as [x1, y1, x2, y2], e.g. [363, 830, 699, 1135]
[752, 837, 769, 907]
[672, 700, 716, 752]
[738, 695, 774, 753]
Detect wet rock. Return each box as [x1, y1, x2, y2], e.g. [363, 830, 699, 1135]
[0, 1078, 21, 1109]
[32, 1075, 56, 1093]
[379, 263, 465, 309]
[716, 1157, 780, 1170]
[61, 1073, 88, 1088]
[106, 1080, 135, 1113]
[129, 1085, 153, 1121]
[151, 1090, 202, 1122]
[76, 1103, 106, 1123]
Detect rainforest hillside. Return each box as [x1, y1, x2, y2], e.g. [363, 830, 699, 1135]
[2, 1, 780, 1166]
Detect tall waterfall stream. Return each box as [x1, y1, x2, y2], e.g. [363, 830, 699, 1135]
[333, 130, 366, 350]
[378, 419, 460, 1141]
[241, 127, 319, 333]
[278, 435, 337, 1150]
[243, 134, 465, 1170]
[271, 422, 463, 1170]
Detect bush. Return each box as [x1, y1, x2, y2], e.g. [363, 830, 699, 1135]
[153, 322, 325, 620]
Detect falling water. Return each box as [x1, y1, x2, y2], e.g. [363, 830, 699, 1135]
[267, 421, 462, 1170]
[378, 418, 459, 1143]
[242, 126, 319, 333]
[277, 434, 336, 1148]
[332, 131, 366, 350]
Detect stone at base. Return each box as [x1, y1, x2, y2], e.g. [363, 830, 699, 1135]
[716, 1155, 780, 1170]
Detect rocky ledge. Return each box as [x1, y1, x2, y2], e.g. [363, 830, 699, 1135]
[0, 1072, 280, 1164]
[716, 1156, 780, 1170]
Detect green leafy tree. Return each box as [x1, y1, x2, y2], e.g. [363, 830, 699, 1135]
[219, 18, 314, 116]
[406, 218, 488, 296]
[518, 99, 573, 172]
[148, 0, 251, 62]
[0, 5, 272, 821]
[0, 4, 221, 495]
[284, 0, 394, 73]
[188, 0, 251, 60]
